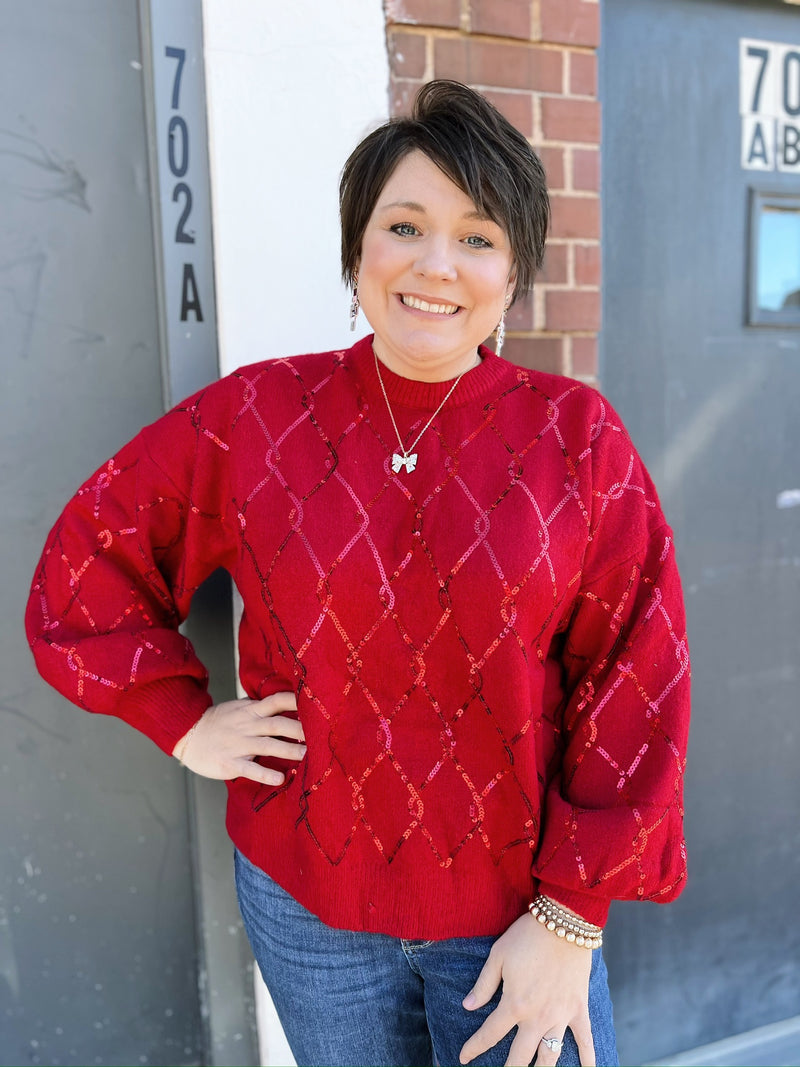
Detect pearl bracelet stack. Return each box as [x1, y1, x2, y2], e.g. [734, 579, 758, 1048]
[528, 894, 604, 949]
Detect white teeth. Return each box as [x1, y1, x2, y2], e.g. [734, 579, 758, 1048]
[401, 295, 459, 315]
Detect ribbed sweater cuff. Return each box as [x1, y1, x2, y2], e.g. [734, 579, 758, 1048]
[535, 881, 612, 927]
[114, 677, 213, 757]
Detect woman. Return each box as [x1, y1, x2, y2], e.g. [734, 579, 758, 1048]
[26, 81, 690, 1067]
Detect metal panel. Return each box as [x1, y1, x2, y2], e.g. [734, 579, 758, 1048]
[601, 1, 800, 1063]
[139, 0, 220, 406]
[0, 2, 251, 1064]
[137, 5, 258, 1057]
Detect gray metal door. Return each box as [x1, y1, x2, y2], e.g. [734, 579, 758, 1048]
[1, 3, 251, 1064]
[602, 0, 800, 1062]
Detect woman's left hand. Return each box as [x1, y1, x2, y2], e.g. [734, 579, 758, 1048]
[459, 910, 595, 1067]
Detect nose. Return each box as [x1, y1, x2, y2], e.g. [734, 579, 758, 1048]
[413, 235, 457, 281]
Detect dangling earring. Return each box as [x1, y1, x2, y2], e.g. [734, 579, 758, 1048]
[495, 294, 512, 357]
[494, 311, 506, 357]
[349, 274, 360, 331]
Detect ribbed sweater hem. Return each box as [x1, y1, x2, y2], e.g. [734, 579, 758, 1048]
[228, 800, 535, 940]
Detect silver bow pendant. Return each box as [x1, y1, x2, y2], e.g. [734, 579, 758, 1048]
[391, 452, 418, 474]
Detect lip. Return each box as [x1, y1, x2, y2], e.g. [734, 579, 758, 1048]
[396, 293, 462, 316]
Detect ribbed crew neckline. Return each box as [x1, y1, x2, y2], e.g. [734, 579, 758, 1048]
[348, 333, 514, 410]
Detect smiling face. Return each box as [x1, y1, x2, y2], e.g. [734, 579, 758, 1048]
[356, 150, 515, 382]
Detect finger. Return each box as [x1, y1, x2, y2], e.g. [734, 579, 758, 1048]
[459, 1007, 516, 1065]
[248, 714, 306, 743]
[531, 1031, 566, 1067]
[463, 947, 502, 1010]
[250, 692, 298, 718]
[232, 759, 287, 787]
[504, 1023, 541, 1067]
[571, 1015, 596, 1067]
[250, 737, 307, 762]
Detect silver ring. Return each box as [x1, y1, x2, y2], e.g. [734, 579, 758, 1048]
[541, 1036, 563, 1053]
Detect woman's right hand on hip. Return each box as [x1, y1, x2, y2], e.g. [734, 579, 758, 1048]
[172, 693, 305, 785]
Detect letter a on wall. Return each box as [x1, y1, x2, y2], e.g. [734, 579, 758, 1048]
[741, 38, 800, 173]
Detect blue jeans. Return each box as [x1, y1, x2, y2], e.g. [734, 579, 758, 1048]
[235, 851, 618, 1067]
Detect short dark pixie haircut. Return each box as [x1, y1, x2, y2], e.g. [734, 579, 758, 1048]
[339, 80, 549, 305]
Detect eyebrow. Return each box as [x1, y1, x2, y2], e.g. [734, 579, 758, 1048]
[378, 199, 494, 222]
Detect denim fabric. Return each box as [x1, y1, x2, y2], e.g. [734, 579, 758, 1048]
[235, 850, 619, 1067]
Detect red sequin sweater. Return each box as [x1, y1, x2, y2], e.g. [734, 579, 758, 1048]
[26, 335, 690, 936]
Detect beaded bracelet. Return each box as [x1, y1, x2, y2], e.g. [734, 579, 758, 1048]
[528, 894, 604, 949]
[529, 895, 603, 940]
[534, 896, 600, 932]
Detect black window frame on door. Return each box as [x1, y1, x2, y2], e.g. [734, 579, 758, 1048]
[748, 186, 800, 327]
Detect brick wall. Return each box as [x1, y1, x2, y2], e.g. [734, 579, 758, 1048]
[385, 0, 601, 381]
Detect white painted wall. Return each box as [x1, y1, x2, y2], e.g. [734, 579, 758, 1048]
[202, 0, 389, 378]
[199, 2, 389, 1064]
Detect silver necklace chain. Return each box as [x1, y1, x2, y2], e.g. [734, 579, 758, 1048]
[373, 348, 468, 474]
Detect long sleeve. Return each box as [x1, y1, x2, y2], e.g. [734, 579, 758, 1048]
[23, 341, 694, 939]
[25, 382, 238, 755]
[533, 398, 691, 927]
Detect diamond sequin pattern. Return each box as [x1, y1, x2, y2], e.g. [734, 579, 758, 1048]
[27, 339, 690, 925]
